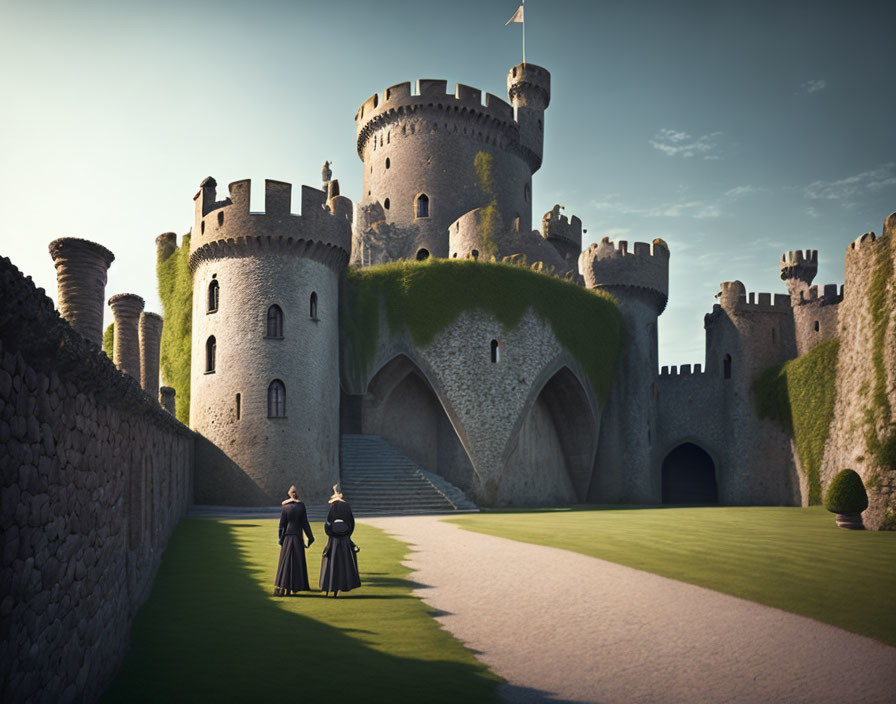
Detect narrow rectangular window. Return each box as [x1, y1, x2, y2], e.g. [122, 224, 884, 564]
[236, 393, 241, 420]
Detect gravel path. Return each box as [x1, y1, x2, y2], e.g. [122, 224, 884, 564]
[363, 515, 896, 704]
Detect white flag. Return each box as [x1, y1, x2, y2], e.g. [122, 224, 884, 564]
[505, 4, 524, 25]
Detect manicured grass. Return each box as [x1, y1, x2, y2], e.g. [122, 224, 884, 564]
[449, 506, 896, 646]
[103, 520, 499, 703]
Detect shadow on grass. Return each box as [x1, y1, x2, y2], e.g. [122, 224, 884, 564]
[102, 520, 500, 703]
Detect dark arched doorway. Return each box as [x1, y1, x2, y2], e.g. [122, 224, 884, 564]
[661, 443, 718, 504]
[500, 366, 597, 505]
[365, 355, 475, 493]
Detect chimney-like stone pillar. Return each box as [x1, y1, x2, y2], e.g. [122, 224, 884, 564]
[160, 386, 176, 416]
[48, 237, 115, 345]
[108, 293, 145, 378]
[139, 312, 164, 399]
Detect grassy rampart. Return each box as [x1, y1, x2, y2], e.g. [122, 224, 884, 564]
[341, 259, 625, 402]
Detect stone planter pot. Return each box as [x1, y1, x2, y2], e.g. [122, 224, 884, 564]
[834, 512, 864, 530]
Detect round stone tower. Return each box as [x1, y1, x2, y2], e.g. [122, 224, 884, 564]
[108, 293, 145, 378]
[48, 237, 115, 346]
[579, 237, 670, 502]
[353, 63, 550, 264]
[189, 176, 352, 503]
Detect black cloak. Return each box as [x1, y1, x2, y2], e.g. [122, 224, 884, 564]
[319, 499, 361, 595]
[274, 500, 314, 595]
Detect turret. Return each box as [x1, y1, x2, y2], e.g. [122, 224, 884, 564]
[108, 293, 145, 378]
[507, 63, 551, 170]
[352, 65, 550, 264]
[189, 176, 351, 503]
[139, 311, 163, 400]
[579, 237, 669, 314]
[160, 386, 176, 416]
[581, 237, 669, 504]
[780, 249, 818, 298]
[156, 232, 178, 263]
[48, 237, 115, 346]
[541, 205, 582, 268]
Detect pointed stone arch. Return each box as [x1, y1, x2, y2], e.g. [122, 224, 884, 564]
[363, 354, 478, 492]
[498, 363, 599, 504]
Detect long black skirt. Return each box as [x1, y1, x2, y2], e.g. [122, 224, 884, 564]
[319, 536, 361, 593]
[274, 535, 310, 595]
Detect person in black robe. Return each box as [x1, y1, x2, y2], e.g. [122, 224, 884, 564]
[319, 484, 361, 597]
[274, 485, 314, 596]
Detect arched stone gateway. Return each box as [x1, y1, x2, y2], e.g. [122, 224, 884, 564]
[661, 443, 718, 504]
[498, 366, 597, 505]
[362, 354, 477, 494]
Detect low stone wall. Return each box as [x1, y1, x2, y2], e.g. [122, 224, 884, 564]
[0, 256, 194, 702]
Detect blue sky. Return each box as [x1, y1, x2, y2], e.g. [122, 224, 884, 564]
[1, 0, 894, 366]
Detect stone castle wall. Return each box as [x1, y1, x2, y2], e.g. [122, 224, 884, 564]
[0, 257, 193, 703]
[346, 307, 601, 506]
[822, 218, 896, 529]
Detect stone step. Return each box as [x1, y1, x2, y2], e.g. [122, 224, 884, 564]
[339, 433, 477, 515]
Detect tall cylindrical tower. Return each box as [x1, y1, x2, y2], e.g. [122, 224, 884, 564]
[48, 237, 115, 345]
[353, 64, 550, 264]
[189, 177, 352, 503]
[580, 238, 670, 502]
[108, 293, 145, 378]
[139, 311, 164, 400]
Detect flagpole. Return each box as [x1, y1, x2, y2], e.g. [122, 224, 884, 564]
[522, 0, 526, 64]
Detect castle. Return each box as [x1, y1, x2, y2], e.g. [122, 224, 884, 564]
[10, 61, 896, 520]
[164, 60, 890, 523]
[2, 58, 894, 702]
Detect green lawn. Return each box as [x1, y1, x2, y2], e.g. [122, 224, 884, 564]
[449, 505, 896, 646]
[103, 520, 500, 703]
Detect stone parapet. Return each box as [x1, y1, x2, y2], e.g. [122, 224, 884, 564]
[190, 178, 351, 272]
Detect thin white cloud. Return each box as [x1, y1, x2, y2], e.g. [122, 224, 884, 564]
[589, 192, 728, 221]
[724, 185, 761, 199]
[650, 128, 723, 160]
[801, 79, 827, 94]
[805, 206, 820, 218]
[589, 195, 722, 220]
[804, 163, 896, 204]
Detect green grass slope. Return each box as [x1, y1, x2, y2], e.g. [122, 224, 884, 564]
[753, 338, 839, 504]
[156, 234, 192, 425]
[450, 506, 896, 646]
[103, 519, 499, 703]
[341, 259, 625, 401]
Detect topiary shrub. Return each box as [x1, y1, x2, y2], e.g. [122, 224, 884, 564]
[824, 469, 869, 514]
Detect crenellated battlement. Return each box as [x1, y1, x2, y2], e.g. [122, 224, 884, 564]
[541, 205, 582, 246]
[355, 79, 517, 157]
[659, 363, 705, 377]
[780, 248, 818, 284]
[796, 283, 844, 306]
[190, 177, 352, 271]
[849, 231, 878, 250]
[579, 237, 669, 312]
[715, 280, 791, 314]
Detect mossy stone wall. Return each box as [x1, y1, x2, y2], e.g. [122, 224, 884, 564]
[156, 234, 192, 425]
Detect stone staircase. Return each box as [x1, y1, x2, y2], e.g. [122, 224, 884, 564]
[339, 434, 478, 516]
